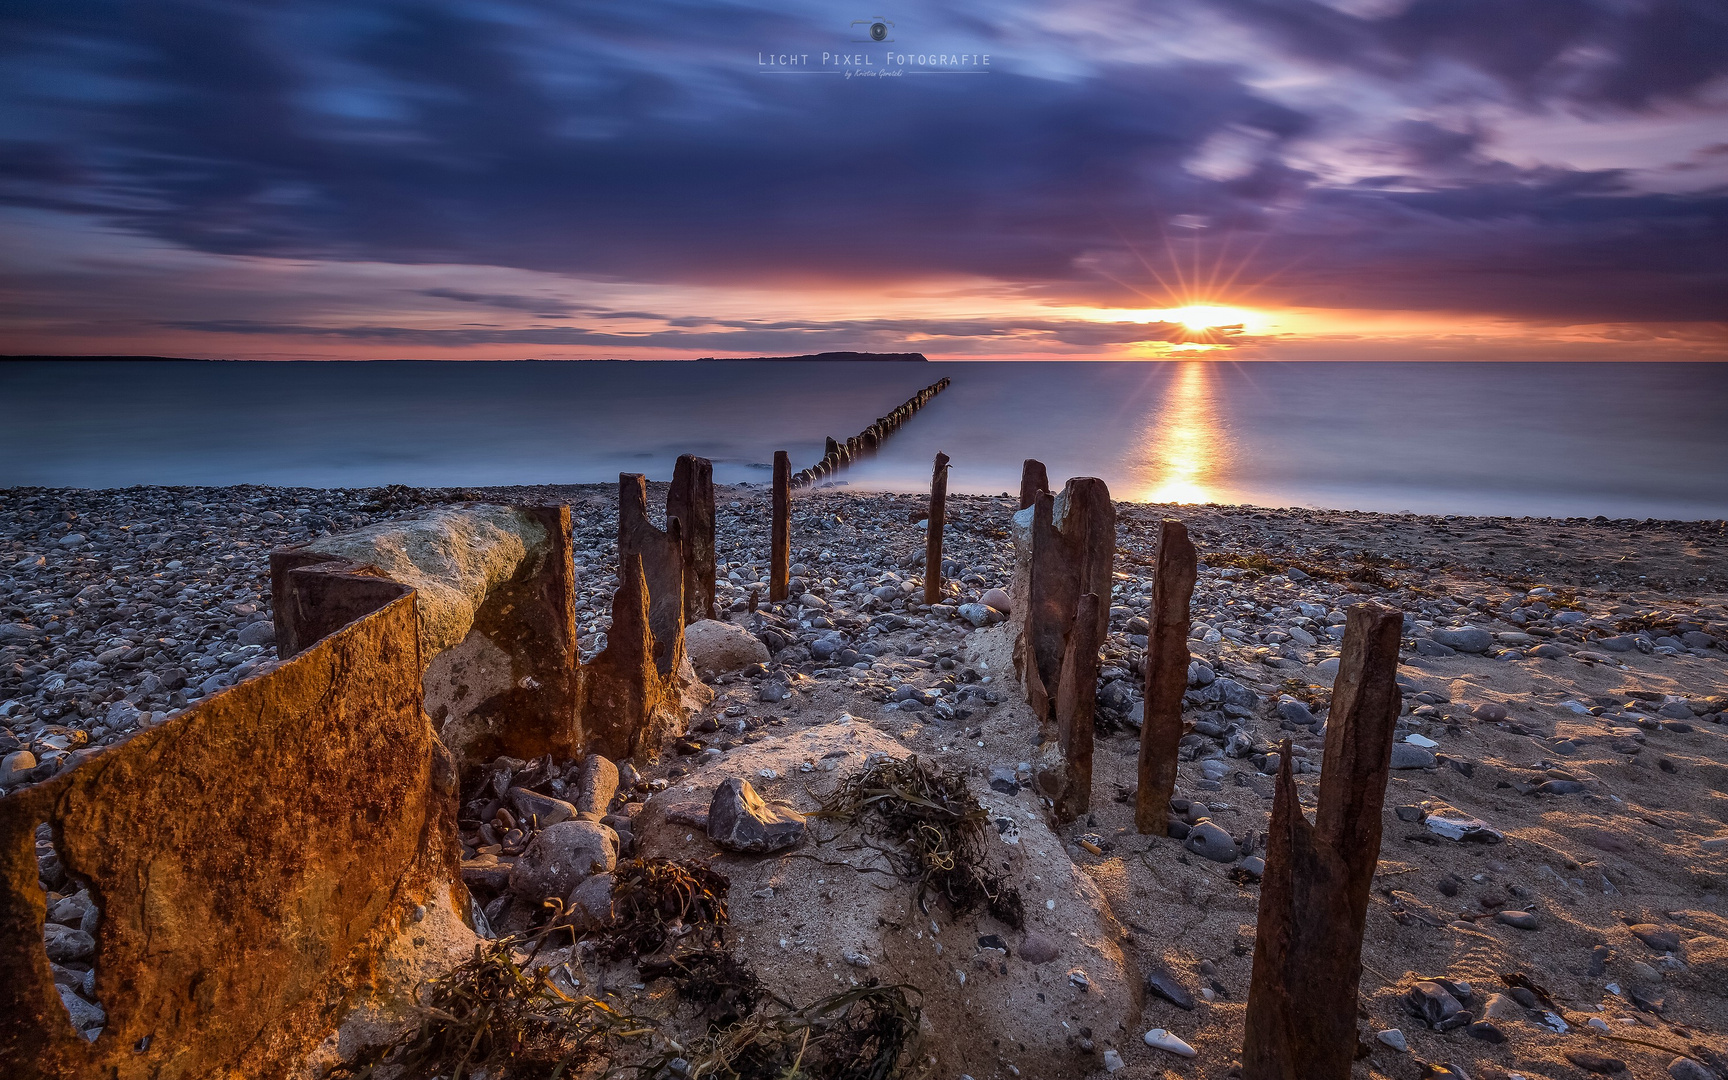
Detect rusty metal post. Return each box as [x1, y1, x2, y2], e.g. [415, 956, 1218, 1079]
[1242, 602, 1403, 1080]
[770, 450, 791, 602]
[1019, 458, 1049, 510]
[1136, 518, 1196, 835]
[668, 454, 716, 623]
[1053, 592, 1101, 822]
[923, 451, 950, 606]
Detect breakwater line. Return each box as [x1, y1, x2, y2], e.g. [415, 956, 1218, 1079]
[789, 377, 950, 488]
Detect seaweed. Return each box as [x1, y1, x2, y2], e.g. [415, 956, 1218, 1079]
[597, 857, 731, 961]
[1277, 678, 1330, 711]
[629, 982, 922, 1080]
[1205, 548, 1406, 590]
[638, 947, 765, 1028]
[327, 925, 650, 1080]
[1205, 551, 1287, 577]
[815, 756, 1023, 928]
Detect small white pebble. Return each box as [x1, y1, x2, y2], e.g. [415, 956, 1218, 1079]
[1143, 1028, 1196, 1057]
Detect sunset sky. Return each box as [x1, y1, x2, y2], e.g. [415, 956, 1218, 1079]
[2, 0, 1725, 361]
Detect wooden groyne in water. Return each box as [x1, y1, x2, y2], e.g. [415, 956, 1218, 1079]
[789, 377, 950, 488]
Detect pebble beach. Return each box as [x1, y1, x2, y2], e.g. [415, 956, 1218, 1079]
[5, 483, 1728, 1077]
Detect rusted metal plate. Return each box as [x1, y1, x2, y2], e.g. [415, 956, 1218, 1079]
[0, 591, 458, 1079]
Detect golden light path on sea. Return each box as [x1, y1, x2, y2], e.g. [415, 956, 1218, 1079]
[1137, 359, 1227, 504]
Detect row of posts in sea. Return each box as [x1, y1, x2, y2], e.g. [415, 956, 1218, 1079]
[787, 378, 950, 488]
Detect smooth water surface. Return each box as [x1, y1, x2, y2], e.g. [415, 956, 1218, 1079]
[2, 359, 1724, 519]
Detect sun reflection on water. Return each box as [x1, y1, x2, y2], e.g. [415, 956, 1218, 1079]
[1139, 361, 1227, 504]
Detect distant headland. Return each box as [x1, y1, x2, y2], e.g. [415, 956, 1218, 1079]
[692, 351, 927, 362]
[3, 352, 931, 363]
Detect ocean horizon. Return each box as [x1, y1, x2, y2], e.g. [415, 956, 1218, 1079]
[3, 357, 1725, 520]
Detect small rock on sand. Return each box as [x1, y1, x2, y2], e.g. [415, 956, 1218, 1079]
[682, 619, 771, 679]
[1144, 965, 1196, 1009]
[1565, 1050, 1627, 1074]
[1431, 626, 1492, 653]
[706, 777, 806, 853]
[1184, 819, 1239, 863]
[1143, 1028, 1196, 1057]
[1019, 932, 1061, 964]
[1390, 744, 1436, 769]
[1405, 981, 1464, 1026]
[1425, 812, 1504, 843]
[1630, 924, 1680, 952]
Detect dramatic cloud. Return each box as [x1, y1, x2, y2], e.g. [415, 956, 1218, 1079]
[1, 0, 1724, 358]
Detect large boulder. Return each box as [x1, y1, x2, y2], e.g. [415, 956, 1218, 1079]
[630, 724, 1136, 1080]
[683, 619, 771, 680]
[707, 778, 806, 853]
[508, 820, 618, 902]
[301, 504, 549, 658]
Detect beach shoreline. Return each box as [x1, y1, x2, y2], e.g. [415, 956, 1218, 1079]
[3, 482, 1725, 759]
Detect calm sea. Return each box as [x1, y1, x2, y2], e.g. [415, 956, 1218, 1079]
[2, 359, 1725, 519]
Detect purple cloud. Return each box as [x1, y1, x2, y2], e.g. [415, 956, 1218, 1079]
[0, 0, 1724, 355]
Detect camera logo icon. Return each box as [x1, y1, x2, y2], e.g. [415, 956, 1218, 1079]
[851, 17, 893, 42]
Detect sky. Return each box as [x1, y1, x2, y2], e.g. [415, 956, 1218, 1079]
[1, 0, 1725, 361]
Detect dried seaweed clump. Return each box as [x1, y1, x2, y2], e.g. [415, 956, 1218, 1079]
[632, 982, 921, 1080]
[1206, 549, 1406, 590]
[598, 857, 731, 960]
[330, 928, 647, 1080]
[1277, 678, 1331, 711]
[639, 947, 766, 1028]
[818, 755, 1023, 928]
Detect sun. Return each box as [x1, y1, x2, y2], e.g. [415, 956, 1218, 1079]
[1094, 303, 1260, 333]
[1084, 300, 1266, 356]
[1170, 304, 1249, 332]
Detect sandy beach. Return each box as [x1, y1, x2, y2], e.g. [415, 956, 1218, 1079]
[4, 484, 1727, 1078]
